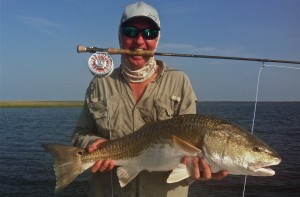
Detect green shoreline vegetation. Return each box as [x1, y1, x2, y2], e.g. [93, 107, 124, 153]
[1, 100, 298, 108]
[0, 101, 84, 108]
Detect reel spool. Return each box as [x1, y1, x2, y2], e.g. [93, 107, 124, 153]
[88, 52, 114, 77]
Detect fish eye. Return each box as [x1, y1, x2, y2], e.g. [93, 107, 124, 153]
[77, 151, 83, 155]
[253, 146, 262, 152]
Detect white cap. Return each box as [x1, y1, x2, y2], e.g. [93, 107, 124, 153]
[120, 2, 160, 29]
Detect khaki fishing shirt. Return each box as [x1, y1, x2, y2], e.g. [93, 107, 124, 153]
[72, 60, 197, 197]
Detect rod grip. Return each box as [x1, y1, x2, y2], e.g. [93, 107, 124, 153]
[77, 45, 154, 56]
[107, 48, 154, 57]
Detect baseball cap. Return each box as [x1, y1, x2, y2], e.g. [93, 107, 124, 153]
[120, 2, 160, 29]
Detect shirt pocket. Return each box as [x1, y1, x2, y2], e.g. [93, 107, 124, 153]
[88, 96, 120, 139]
[154, 96, 174, 120]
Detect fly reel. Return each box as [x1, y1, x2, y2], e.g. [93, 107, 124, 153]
[88, 52, 114, 77]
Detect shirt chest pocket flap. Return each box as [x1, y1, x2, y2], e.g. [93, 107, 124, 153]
[154, 96, 175, 120]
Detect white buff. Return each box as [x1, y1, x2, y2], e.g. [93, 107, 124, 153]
[120, 56, 157, 83]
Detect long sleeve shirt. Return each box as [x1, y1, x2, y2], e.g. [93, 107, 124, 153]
[72, 60, 197, 197]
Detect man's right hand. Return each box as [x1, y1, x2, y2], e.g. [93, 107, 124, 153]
[88, 139, 115, 173]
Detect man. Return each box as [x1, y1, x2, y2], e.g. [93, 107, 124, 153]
[72, 2, 227, 196]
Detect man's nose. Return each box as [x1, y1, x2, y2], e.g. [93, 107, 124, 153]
[135, 33, 145, 45]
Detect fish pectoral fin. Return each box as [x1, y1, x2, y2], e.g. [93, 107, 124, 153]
[117, 167, 140, 187]
[167, 163, 191, 183]
[172, 135, 202, 156]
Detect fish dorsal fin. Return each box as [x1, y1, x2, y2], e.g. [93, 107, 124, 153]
[167, 163, 192, 183]
[172, 135, 202, 156]
[116, 167, 140, 187]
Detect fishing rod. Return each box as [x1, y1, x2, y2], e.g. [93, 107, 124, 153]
[77, 45, 300, 65]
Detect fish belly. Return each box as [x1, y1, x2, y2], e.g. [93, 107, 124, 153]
[115, 143, 191, 172]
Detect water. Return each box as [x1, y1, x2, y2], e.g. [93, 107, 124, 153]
[0, 102, 299, 197]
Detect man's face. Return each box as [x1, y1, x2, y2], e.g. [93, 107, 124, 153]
[120, 17, 159, 69]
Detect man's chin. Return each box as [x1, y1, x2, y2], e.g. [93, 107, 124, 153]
[126, 57, 148, 68]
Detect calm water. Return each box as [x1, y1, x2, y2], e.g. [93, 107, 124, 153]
[0, 102, 299, 197]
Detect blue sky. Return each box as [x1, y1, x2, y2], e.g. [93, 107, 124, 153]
[1, 0, 299, 101]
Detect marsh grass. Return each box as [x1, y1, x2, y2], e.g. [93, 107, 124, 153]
[0, 101, 84, 108]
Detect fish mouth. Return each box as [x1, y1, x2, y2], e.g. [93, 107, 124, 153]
[249, 158, 281, 176]
[252, 167, 275, 176]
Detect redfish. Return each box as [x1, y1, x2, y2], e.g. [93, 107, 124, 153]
[43, 114, 281, 193]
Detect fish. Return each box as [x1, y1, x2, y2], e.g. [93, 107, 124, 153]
[42, 114, 281, 193]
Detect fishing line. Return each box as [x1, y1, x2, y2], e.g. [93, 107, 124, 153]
[89, 51, 115, 196]
[242, 62, 264, 197]
[249, 63, 300, 136]
[251, 63, 265, 134]
[102, 78, 115, 197]
[242, 62, 300, 197]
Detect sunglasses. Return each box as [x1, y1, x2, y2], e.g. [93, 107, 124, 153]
[122, 26, 159, 40]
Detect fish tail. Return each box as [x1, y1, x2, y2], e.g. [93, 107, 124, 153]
[42, 144, 87, 193]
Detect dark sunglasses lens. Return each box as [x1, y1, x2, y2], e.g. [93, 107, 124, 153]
[142, 29, 159, 39]
[122, 27, 139, 38]
[122, 26, 159, 39]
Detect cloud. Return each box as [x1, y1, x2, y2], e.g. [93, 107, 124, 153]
[17, 15, 60, 36]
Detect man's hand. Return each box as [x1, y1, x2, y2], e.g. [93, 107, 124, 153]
[88, 139, 115, 173]
[181, 157, 228, 180]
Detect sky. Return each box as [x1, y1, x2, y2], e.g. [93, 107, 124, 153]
[0, 0, 300, 101]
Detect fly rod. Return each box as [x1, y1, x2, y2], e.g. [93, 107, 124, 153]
[77, 45, 300, 65]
